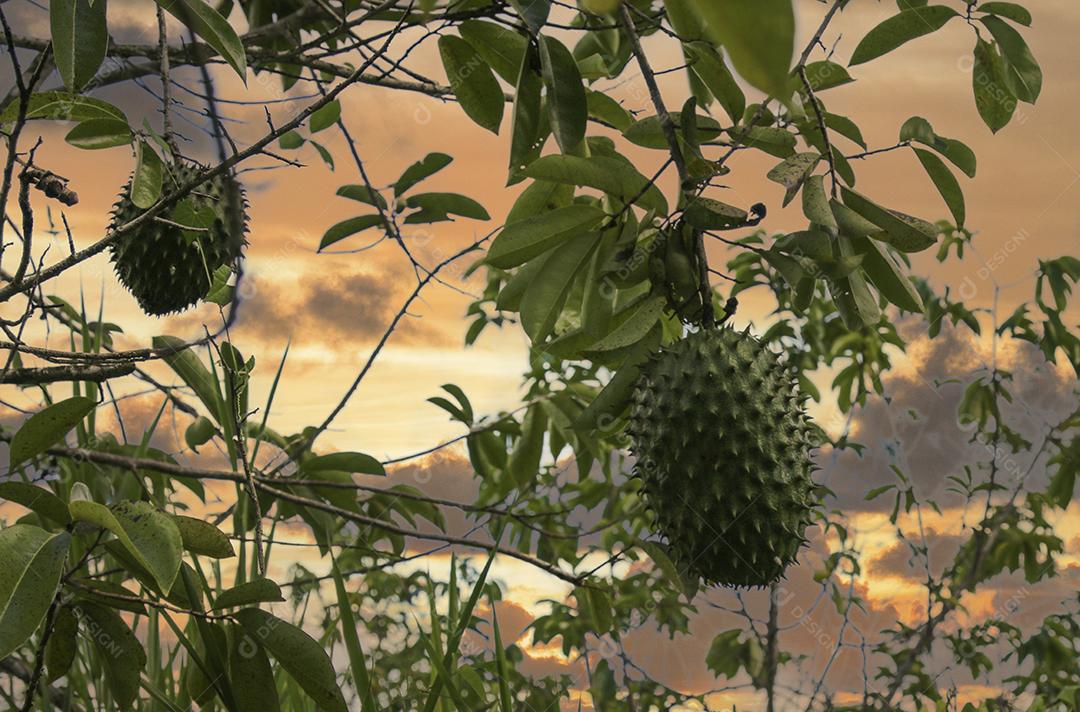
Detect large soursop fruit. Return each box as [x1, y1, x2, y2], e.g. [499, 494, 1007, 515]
[109, 162, 247, 316]
[627, 327, 817, 587]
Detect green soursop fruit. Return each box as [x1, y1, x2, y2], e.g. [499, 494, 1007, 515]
[627, 327, 817, 587]
[109, 162, 247, 316]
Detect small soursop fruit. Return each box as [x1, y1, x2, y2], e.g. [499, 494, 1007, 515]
[109, 162, 247, 316]
[627, 327, 817, 587]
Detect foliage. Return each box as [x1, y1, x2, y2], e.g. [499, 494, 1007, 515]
[0, 1, 1076, 711]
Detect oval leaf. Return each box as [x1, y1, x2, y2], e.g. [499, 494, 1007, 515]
[9, 396, 96, 468]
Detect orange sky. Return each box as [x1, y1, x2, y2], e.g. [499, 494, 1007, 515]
[2, 1, 1079, 709]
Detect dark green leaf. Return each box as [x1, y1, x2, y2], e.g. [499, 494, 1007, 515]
[523, 154, 668, 214]
[336, 184, 387, 209]
[521, 232, 600, 342]
[212, 578, 284, 609]
[0, 91, 126, 125]
[977, 2, 1032, 26]
[235, 608, 348, 712]
[509, 43, 544, 181]
[403, 192, 490, 222]
[857, 237, 924, 313]
[78, 602, 146, 706]
[850, 6, 959, 66]
[487, 204, 606, 268]
[972, 38, 1016, 133]
[394, 153, 453, 196]
[319, 215, 385, 251]
[840, 187, 937, 252]
[44, 605, 77, 682]
[0, 483, 71, 525]
[171, 514, 234, 558]
[50, 0, 108, 92]
[69, 500, 183, 593]
[539, 35, 587, 152]
[0, 525, 70, 659]
[979, 15, 1041, 103]
[9, 396, 96, 468]
[801, 60, 854, 91]
[302, 451, 385, 476]
[458, 20, 528, 84]
[156, 0, 247, 78]
[684, 42, 745, 123]
[439, 35, 504, 134]
[913, 147, 964, 227]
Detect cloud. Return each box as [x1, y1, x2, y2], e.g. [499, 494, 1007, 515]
[818, 324, 1075, 515]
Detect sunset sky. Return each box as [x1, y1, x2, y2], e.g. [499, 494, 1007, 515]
[2, 0, 1079, 708]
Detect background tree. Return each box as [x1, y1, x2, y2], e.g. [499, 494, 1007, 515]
[0, 0, 1077, 710]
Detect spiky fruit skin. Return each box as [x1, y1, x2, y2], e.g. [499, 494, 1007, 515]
[109, 162, 246, 316]
[628, 327, 816, 587]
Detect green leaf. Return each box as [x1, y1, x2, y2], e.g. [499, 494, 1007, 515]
[308, 99, 341, 133]
[439, 35, 504, 134]
[185, 416, 217, 452]
[171, 514, 234, 558]
[302, 451, 385, 476]
[336, 184, 387, 209]
[802, 175, 837, 233]
[319, 215, 385, 251]
[44, 605, 77, 682]
[278, 131, 304, 150]
[972, 38, 1016, 133]
[0, 91, 126, 125]
[521, 232, 601, 342]
[76, 602, 146, 708]
[508, 0, 550, 34]
[766, 151, 819, 205]
[856, 238, 925, 313]
[457, 20, 528, 84]
[849, 6, 959, 66]
[913, 148, 964, 227]
[539, 35, 587, 152]
[235, 608, 348, 712]
[229, 623, 281, 712]
[487, 204, 606, 269]
[394, 152, 453, 197]
[586, 295, 665, 352]
[69, 500, 183, 593]
[64, 118, 132, 149]
[509, 42, 544, 182]
[684, 42, 745, 123]
[899, 116, 976, 177]
[156, 0, 247, 79]
[0, 483, 71, 525]
[625, 112, 723, 150]
[9, 396, 95, 468]
[801, 60, 854, 92]
[212, 578, 284, 609]
[0, 525, 70, 659]
[840, 187, 937, 252]
[683, 198, 747, 230]
[688, 0, 795, 99]
[586, 90, 634, 132]
[403, 192, 490, 222]
[50, 0, 108, 92]
[979, 15, 1041, 103]
[153, 336, 223, 419]
[977, 2, 1032, 26]
[131, 140, 164, 209]
[523, 154, 668, 215]
[330, 560, 377, 712]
